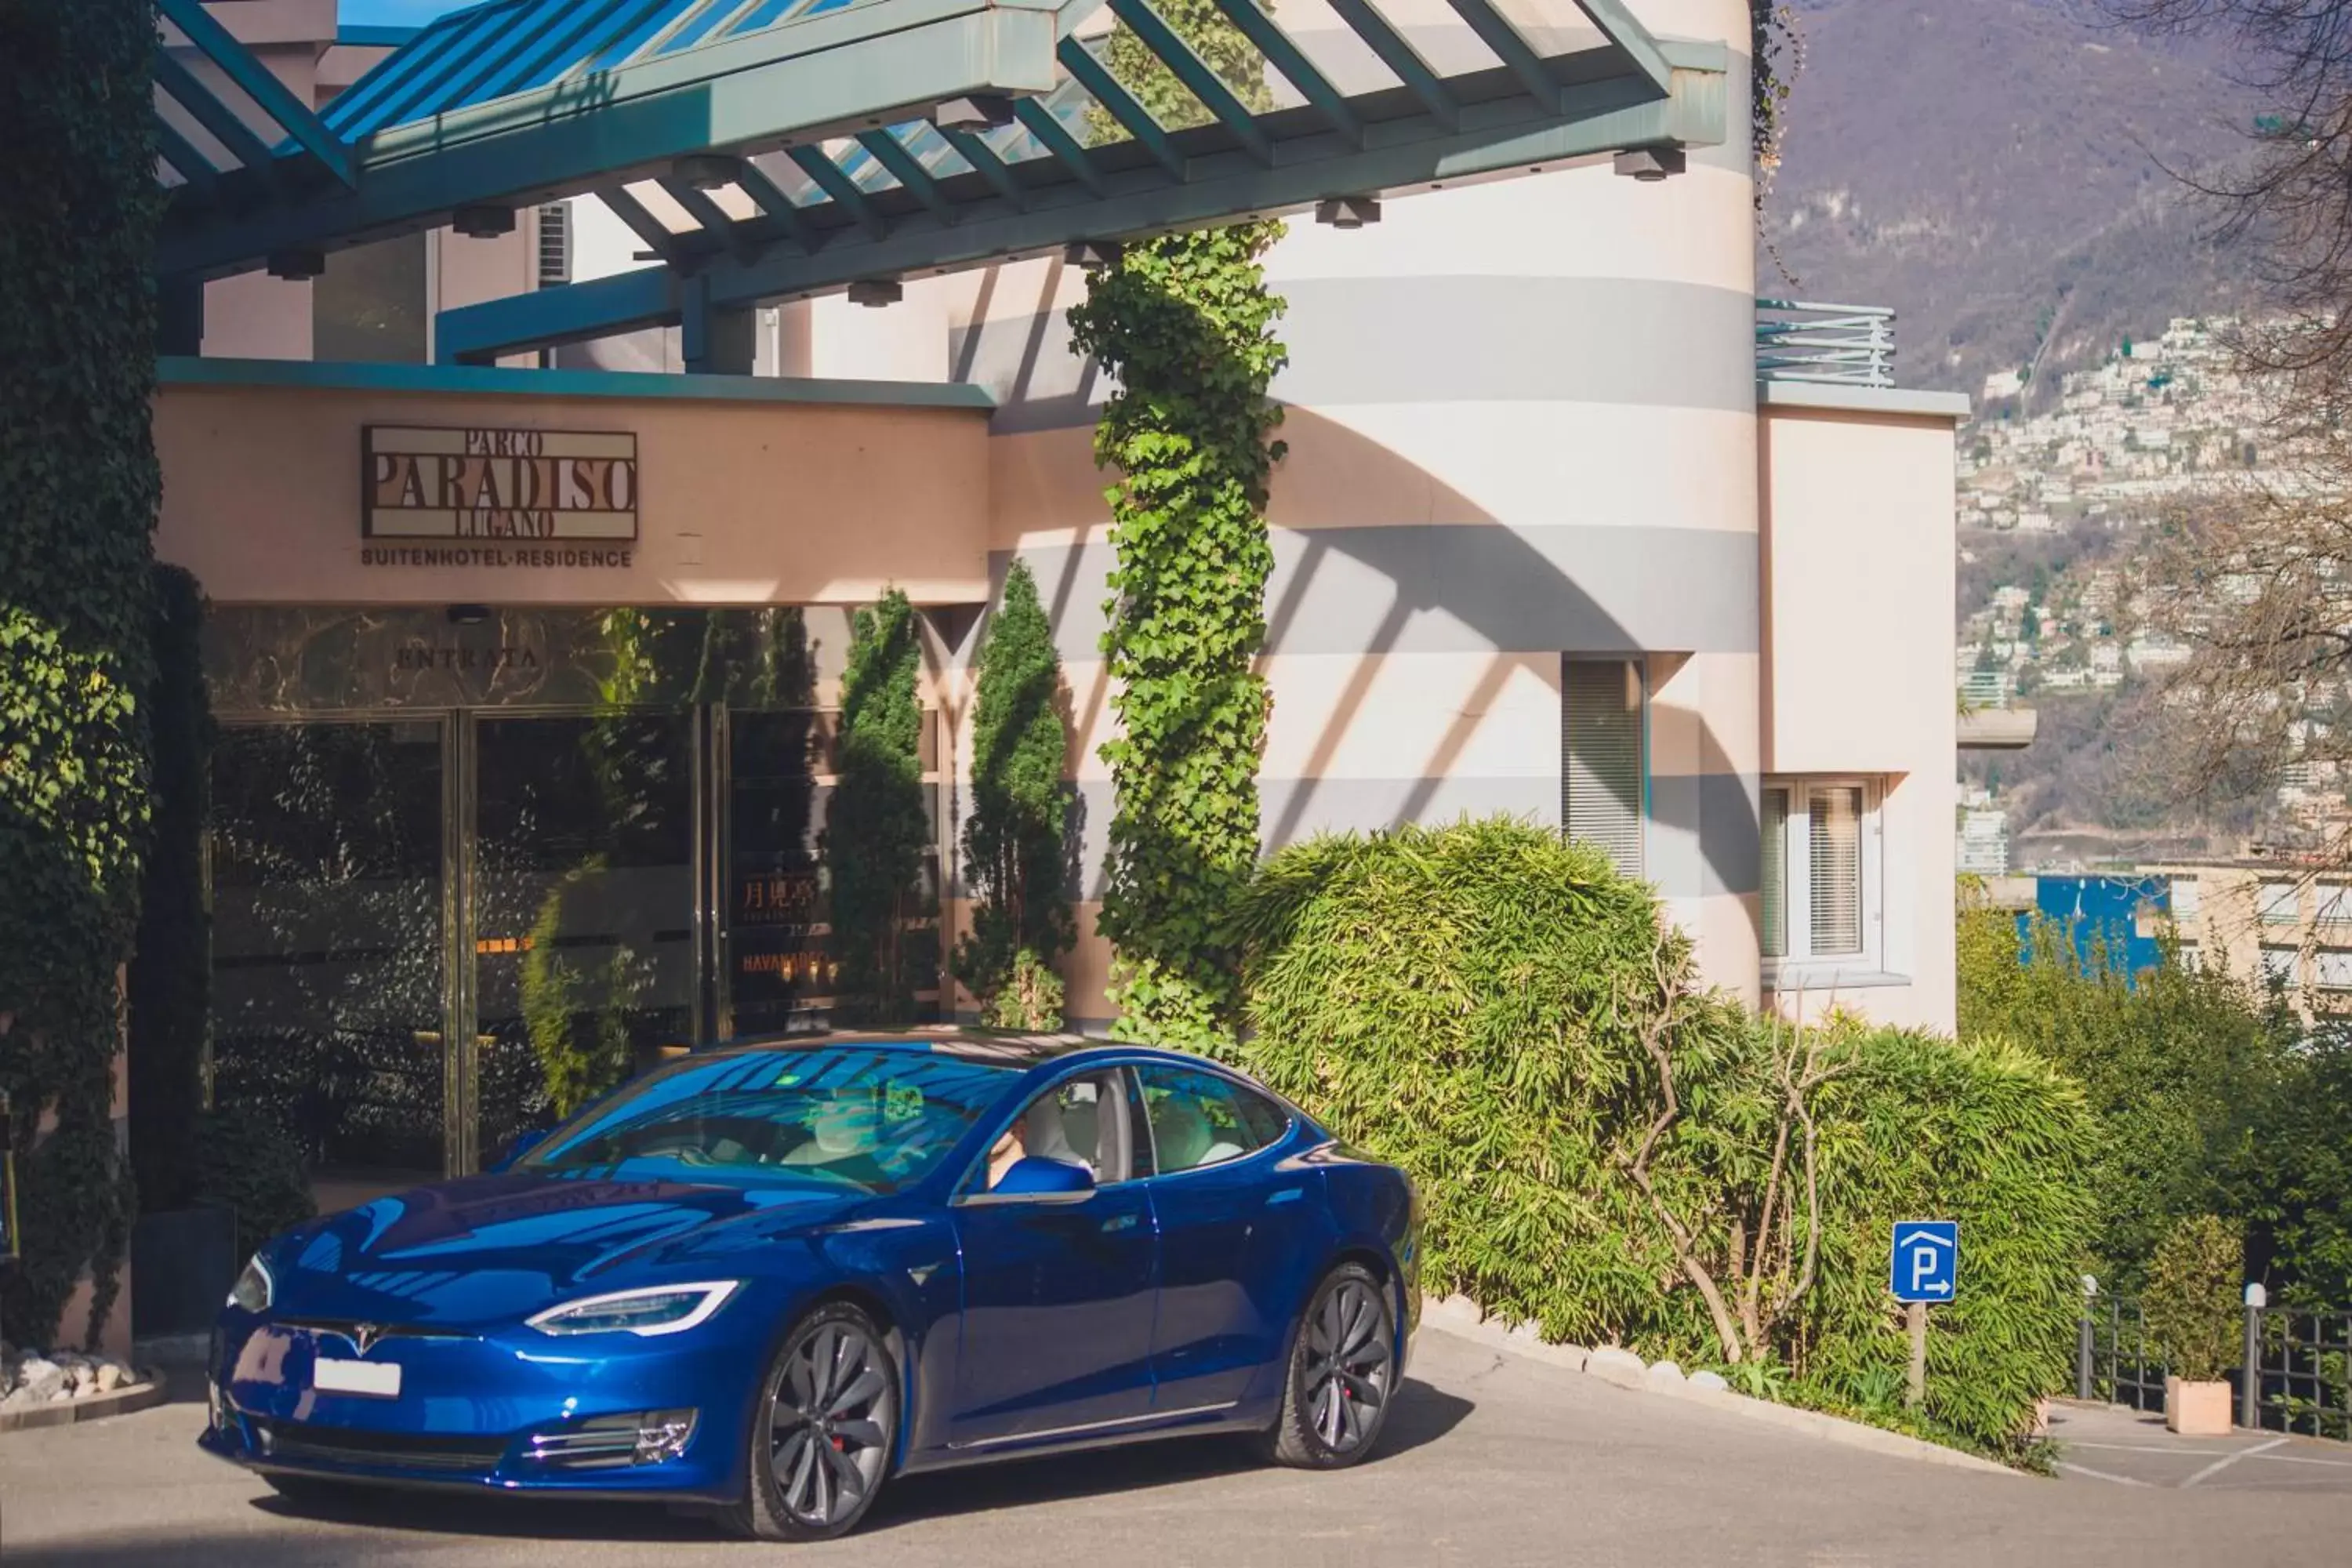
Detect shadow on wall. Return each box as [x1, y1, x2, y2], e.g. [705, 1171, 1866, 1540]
[965, 397, 1764, 919]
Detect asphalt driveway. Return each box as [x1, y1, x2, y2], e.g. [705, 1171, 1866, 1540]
[4, 1329, 2350, 1567]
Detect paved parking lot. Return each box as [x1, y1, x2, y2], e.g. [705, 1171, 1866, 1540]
[2049, 1400, 2352, 1492]
[5, 1330, 2350, 1567]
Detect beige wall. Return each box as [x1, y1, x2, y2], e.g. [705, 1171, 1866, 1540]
[154, 379, 993, 606]
[1760, 395, 1963, 1032]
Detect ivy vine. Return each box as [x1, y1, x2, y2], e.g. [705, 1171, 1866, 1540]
[0, 0, 162, 1348]
[1069, 3, 1287, 1050]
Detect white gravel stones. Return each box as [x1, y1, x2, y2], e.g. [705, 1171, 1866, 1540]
[0, 1349, 138, 1411]
[1585, 1346, 1649, 1390]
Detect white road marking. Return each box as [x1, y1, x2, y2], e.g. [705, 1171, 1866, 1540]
[2056, 1462, 2154, 1487]
[2183, 1437, 2290, 1488]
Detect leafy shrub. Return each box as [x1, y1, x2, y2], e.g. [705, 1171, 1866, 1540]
[2144, 1214, 2243, 1382]
[1239, 818, 2098, 1457]
[981, 949, 1066, 1032]
[193, 1109, 317, 1259]
[826, 590, 931, 1025]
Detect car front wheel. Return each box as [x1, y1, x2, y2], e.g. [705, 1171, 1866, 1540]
[1259, 1261, 1396, 1468]
[722, 1301, 899, 1541]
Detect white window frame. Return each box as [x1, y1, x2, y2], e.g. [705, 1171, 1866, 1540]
[1762, 776, 1886, 987]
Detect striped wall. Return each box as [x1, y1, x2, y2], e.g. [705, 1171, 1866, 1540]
[928, 0, 1766, 1025]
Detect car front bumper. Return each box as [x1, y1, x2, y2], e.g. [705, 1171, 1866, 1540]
[200, 1311, 761, 1500]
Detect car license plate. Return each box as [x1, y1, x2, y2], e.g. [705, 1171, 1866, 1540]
[313, 1358, 401, 1399]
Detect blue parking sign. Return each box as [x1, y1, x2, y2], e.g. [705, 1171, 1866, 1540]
[1891, 1221, 1958, 1302]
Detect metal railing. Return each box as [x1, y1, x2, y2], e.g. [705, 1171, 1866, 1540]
[1755, 299, 1896, 388]
[2077, 1284, 2352, 1441]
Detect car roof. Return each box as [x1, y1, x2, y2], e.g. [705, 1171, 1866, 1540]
[699, 1026, 1156, 1072]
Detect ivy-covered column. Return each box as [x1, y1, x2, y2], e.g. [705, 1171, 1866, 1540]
[1067, 2, 1288, 1049]
[0, 0, 162, 1346]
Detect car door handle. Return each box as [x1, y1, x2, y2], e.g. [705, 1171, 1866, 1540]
[1267, 1188, 1303, 1207]
[1101, 1213, 1138, 1233]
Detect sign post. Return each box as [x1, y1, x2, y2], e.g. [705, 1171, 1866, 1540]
[1891, 1221, 1959, 1410]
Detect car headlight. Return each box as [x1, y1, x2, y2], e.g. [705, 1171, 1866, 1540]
[524, 1281, 741, 1338]
[227, 1254, 273, 1312]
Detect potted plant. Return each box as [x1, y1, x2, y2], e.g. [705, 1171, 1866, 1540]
[2143, 1214, 2241, 1436]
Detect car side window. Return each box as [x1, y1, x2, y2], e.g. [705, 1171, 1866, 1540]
[1137, 1067, 1283, 1177]
[982, 1070, 1129, 1192]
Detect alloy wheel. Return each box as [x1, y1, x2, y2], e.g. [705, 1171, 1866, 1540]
[768, 1319, 893, 1527]
[1302, 1277, 1392, 1454]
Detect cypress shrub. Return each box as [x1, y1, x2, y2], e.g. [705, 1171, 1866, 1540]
[1237, 818, 2098, 1458]
[825, 591, 930, 1025]
[128, 564, 214, 1215]
[953, 560, 1074, 1025]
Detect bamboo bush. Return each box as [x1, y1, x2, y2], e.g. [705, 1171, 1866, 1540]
[2143, 1214, 2244, 1383]
[1236, 817, 2099, 1457]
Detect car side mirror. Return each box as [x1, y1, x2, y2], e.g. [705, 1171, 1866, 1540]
[488, 1126, 553, 1173]
[985, 1157, 1096, 1201]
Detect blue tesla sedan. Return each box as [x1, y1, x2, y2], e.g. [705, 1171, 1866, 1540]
[201, 1033, 1421, 1539]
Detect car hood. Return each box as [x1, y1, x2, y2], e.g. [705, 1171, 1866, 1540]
[265, 1170, 869, 1327]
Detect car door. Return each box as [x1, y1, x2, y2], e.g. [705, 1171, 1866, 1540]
[1135, 1065, 1319, 1414]
[944, 1069, 1159, 1448]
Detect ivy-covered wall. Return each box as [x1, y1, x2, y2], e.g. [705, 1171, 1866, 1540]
[1070, 5, 1287, 1051]
[0, 0, 162, 1346]
[826, 590, 931, 1025]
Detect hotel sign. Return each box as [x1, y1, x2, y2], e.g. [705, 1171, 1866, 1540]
[363, 426, 637, 543]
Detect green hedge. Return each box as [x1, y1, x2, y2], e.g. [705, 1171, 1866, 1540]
[1236, 818, 2096, 1457]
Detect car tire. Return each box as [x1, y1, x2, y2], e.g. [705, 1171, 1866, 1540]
[720, 1301, 900, 1541]
[1258, 1261, 1398, 1469]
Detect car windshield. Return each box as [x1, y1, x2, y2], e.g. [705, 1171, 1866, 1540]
[519, 1047, 1016, 1195]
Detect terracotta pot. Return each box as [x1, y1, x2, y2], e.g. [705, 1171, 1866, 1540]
[2165, 1375, 2234, 1437]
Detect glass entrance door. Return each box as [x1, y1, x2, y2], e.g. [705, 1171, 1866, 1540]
[209, 720, 450, 1208]
[469, 711, 697, 1169]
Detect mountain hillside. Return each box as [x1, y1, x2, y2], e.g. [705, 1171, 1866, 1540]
[1761, 0, 2264, 405]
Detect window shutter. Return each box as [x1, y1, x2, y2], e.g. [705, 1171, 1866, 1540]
[536, 201, 572, 289]
[1808, 785, 1864, 956]
[1562, 659, 1644, 879]
[1761, 787, 1789, 958]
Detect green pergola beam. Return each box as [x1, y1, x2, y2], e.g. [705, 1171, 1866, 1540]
[1055, 39, 1184, 180]
[598, 184, 688, 265]
[939, 125, 1030, 210]
[1106, 0, 1275, 165]
[155, 122, 221, 200]
[1570, 0, 1675, 95]
[157, 0, 354, 187]
[788, 147, 890, 240]
[1443, 0, 1563, 111]
[855, 130, 956, 223]
[1319, 0, 1457, 129]
[437, 56, 1724, 363]
[730, 158, 821, 249]
[1012, 98, 1111, 197]
[153, 51, 280, 180]
[159, 0, 1063, 279]
[1207, 0, 1363, 144]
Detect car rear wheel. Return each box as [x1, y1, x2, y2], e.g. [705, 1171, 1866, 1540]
[721, 1301, 899, 1541]
[1259, 1262, 1396, 1468]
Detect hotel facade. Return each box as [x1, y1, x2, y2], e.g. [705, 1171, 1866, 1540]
[148, 0, 1966, 1200]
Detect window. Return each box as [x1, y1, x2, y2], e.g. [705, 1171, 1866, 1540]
[1562, 658, 1646, 878]
[1762, 779, 1878, 969]
[2261, 946, 2301, 985]
[313, 231, 428, 364]
[2169, 877, 2202, 920]
[982, 1070, 1132, 1190]
[2316, 950, 2352, 990]
[2321, 887, 2352, 927]
[1138, 1067, 1286, 1176]
[536, 201, 572, 289]
[2259, 882, 2299, 924]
